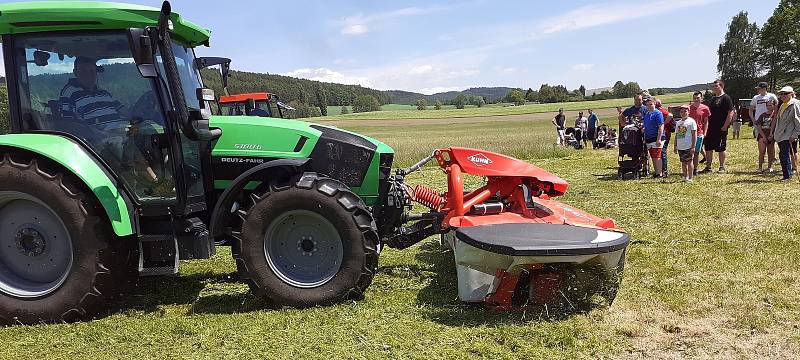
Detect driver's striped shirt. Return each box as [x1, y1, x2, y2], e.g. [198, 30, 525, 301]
[58, 78, 123, 127]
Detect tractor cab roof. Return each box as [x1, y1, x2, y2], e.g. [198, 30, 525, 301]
[0, 1, 210, 47]
[219, 93, 275, 103]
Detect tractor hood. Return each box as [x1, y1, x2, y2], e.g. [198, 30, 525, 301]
[209, 115, 394, 196]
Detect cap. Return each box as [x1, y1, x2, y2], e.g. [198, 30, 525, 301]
[642, 95, 653, 102]
[756, 82, 769, 89]
[679, 104, 690, 110]
[778, 86, 794, 94]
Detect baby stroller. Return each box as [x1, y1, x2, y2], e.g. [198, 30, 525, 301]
[606, 128, 617, 149]
[564, 127, 584, 149]
[618, 120, 647, 179]
[594, 124, 610, 149]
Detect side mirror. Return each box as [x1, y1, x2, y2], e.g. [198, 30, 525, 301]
[32, 51, 50, 66]
[195, 57, 231, 89]
[127, 28, 156, 77]
[195, 88, 215, 120]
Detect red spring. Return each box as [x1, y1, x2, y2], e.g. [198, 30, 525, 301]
[413, 185, 445, 210]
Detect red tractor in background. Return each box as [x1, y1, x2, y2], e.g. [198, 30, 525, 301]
[218, 92, 294, 118]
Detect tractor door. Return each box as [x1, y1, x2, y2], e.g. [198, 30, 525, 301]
[5, 31, 186, 209]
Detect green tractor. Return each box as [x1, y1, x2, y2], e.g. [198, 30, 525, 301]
[0, 1, 632, 324]
[0, 1, 407, 324]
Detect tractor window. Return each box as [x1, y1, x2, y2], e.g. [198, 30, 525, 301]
[220, 102, 246, 116]
[12, 32, 177, 204]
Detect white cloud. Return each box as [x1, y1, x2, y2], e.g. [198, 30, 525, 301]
[538, 0, 721, 35]
[408, 65, 435, 75]
[342, 24, 368, 35]
[571, 64, 594, 71]
[283, 68, 371, 87]
[339, 5, 451, 36]
[334, 58, 356, 65]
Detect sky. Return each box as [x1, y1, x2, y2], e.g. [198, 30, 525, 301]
[0, 0, 781, 94]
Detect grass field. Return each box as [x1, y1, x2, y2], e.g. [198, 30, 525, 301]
[320, 92, 693, 120]
[3, 111, 799, 359]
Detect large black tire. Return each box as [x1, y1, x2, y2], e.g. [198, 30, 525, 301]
[0, 151, 133, 324]
[232, 172, 379, 307]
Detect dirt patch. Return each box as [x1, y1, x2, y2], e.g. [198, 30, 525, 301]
[610, 306, 800, 359]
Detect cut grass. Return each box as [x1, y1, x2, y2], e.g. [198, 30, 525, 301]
[2, 117, 800, 359]
[321, 92, 693, 120]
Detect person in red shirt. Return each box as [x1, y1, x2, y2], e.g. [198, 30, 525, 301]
[688, 91, 710, 175]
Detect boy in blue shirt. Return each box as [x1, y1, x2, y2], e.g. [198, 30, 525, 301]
[642, 96, 665, 177]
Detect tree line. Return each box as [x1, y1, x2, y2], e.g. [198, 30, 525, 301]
[201, 69, 389, 118]
[717, 0, 799, 100]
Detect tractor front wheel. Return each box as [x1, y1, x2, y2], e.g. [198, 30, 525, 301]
[233, 173, 379, 307]
[0, 151, 132, 324]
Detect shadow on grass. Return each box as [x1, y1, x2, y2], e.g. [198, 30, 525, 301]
[105, 272, 270, 317]
[412, 241, 596, 327]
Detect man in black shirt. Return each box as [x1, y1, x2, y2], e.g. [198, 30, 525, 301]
[552, 108, 566, 146]
[700, 79, 735, 173]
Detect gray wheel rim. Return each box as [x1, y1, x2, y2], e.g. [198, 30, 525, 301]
[0, 191, 73, 298]
[264, 209, 343, 288]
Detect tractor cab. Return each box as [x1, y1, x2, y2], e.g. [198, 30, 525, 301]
[218, 92, 290, 118]
[1, 2, 221, 275]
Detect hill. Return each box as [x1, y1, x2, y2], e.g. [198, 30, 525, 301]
[385, 87, 514, 105]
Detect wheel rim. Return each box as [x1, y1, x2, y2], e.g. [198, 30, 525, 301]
[264, 210, 343, 288]
[0, 191, 73, 298]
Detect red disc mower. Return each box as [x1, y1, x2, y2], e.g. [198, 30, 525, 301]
[385, 147, 629, 311]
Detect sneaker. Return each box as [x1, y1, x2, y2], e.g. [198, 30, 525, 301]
[757, 168, 764, 174]
[693, 169, 699, 176]
[717, 167, 727, 173]
[698, 167, 712, 174]
[686, 178, 693, 183]
[778, 177, 792, 182]
[767, 168, 775, 174]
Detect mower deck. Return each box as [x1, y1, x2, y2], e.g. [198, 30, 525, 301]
[455, 223, 629, 256]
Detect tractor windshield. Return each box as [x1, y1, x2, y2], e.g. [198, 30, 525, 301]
[11, 31, 177, 204]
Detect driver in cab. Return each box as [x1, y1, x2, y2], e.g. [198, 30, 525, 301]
[58, 56, 159, 185]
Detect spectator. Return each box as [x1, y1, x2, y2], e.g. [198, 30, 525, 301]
[673, 105, 698, 182]
[700, 80, 735, 174]
[732, 107, 743, 139]
[619, 94, 646, 131]
[751, 82, 779, 170]
[689, 91, 710, 175]
[772, 86, 800, 181]
[575, 111, 588, 148]
[656, 99, 673, 176]
[552, 108, 566, 146]
[754, 99, 777, 173]
[642, 96, 665, 178]
[587, 109, 598, 148]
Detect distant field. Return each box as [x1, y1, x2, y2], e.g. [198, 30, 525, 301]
[326, 103, 467, 115]
[321, 92, 693, 120]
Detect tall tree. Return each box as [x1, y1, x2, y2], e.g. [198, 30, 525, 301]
[578, 85, 586, 97]
[760, 0, 800, 87]
[314, 84, 328, 116]
[717, 11, 760, 100]
[453, 94, 467, 109]
[612, 81, 626, 98]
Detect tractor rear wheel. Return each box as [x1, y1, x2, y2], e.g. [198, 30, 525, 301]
[232, 172, 379, 307]
[0, 151, 132, 324]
